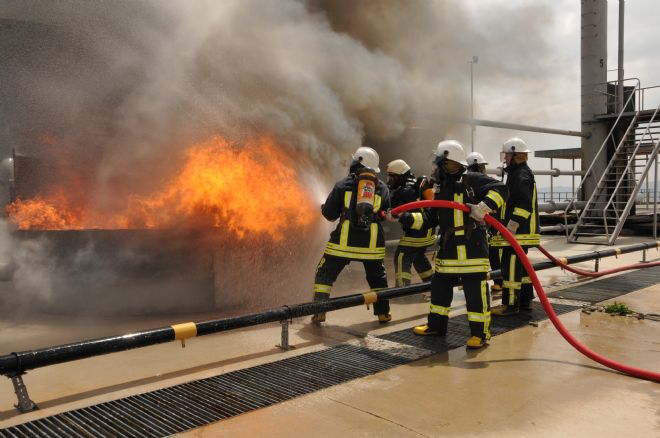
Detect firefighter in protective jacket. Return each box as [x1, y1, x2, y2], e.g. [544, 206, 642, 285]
[386, 159, 435, 287]
[489, 137, 540, 316]
[467, 152, 504, 295]
[398, 140, 508, 348]
[312, 146, 392, 324]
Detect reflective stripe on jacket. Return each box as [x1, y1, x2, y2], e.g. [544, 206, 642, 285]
[322, 175, 391, 260]
[490, 162, 540, 248]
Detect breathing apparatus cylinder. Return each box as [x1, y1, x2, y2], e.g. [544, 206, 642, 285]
[421, 181, 435, 200]
[355, 167, 377, 228]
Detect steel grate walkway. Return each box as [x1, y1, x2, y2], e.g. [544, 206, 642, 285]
[380, 302, 578, 351]
[3, 267, 657, 437]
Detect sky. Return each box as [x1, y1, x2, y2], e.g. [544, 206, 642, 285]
[463, 0, 660, 190]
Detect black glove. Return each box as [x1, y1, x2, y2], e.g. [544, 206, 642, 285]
[398, 212, 414, 229]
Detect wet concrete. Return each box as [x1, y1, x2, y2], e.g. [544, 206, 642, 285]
[0, 236, 658, 435]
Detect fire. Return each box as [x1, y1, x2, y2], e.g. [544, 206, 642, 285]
[6, 136, 317, 240]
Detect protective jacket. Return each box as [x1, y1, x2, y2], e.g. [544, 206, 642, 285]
[490, 161, 540, 247]
[322, 174, 391, 260]
[410, 172, 508, 274]
[390, 176, 435, 248]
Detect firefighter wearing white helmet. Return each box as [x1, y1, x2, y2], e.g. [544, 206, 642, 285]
[386, 159, 434, 288]
[490, 137, 540, 316]
[352, 146, 380, 173]
[466, 151, 488, 173]
[465, 151, 505, 295]
[312, 146, 392, 324]
[398, 140, 509, 349]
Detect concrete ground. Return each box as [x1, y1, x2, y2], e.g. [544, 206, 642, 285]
[0, 235, 659, 436]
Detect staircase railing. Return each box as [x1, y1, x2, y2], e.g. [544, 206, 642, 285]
[564, 78, 641, 242]
[604, 104, 660, 244]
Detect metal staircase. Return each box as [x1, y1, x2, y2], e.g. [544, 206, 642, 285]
[566, 80, 660, 244]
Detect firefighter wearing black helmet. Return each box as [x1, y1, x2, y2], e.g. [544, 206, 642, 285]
[386, 159, 434, 287]
[398, 140, 508, 349]
[489, 137, 541, 316]
[311, 146, 392, 324]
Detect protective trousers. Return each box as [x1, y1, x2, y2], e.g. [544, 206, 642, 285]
[393, 246, 434, 287]
[489, 246, 503, 289]
[313, 254, 390, 315]
[501, 246, 534, 309]
[427, 272, 491, 340]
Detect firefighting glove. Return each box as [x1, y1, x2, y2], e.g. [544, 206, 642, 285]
[467, 201, 492, 223]
[506, 219, 520, 234]
[398, 212, 414, 229]
[385, 209, 398, 222]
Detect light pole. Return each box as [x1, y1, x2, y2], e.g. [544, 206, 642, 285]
[468, 55, 478, 152]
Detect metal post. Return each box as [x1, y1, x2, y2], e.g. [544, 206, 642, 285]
[617, 0, 625, 112]
[10, 374, 37, 413]
[654, 153, 658, 239]
[572, 158, 576, 199]
[550, 157, 554, 200]
[469, 56, 478, 152]
[595, 258, 600, 272]
[279, 319, 290, 351]
[642, 249, 647, 263]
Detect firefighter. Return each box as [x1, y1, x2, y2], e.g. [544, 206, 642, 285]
[312, 146, 392, 324]
[386, 159, 435, 288]
[466, 151, 487, 174]
[489, 137, 541, 316]
[467, 152, 504, 296]
[399, 140, 508, 349]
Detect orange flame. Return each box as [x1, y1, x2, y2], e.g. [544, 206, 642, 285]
[6, 136, 317, 240]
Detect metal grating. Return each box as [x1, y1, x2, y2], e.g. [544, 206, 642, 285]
[547, 265, 660, 303]
[0, 345, 411, 438]
[380, 302, 579, 351]
[2, 266, 656, 437]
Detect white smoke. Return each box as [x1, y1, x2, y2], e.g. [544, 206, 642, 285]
[0, 0, 559, 316]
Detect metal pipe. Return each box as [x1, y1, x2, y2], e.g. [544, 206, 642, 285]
[472, 118, 585, 138]
[539, 224, 576, 233]
[617, 0, 625, 112]
[538, 200, 586, 213]
[0, 241, 657, 377]
[489, 241, 658, 279]
[486, 168, 584, 177]
[413, 116, 586, 138]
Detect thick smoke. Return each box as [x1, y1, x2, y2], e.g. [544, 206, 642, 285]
[0, 1, 557, 318]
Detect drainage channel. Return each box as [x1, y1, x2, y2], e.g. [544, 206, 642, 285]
[3, 267, 658, 437]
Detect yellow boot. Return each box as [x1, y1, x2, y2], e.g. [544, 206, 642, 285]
[466, 336, 487, 349]
[413, 324, 441, 336]
[311, 313, 326, 324]
[378, 313, 392, 324]
[491, 304, 519, 316]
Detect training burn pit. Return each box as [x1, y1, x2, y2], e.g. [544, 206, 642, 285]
[1, 136, 325, 316]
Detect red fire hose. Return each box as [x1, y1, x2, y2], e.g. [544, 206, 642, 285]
[391, 200, 660, 383]
[537, 245, 660, 277]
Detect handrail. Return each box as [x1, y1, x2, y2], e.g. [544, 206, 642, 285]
[606, 108, 660, 244]
[603, 104, 660, 216]
[564, 78, 641, 240]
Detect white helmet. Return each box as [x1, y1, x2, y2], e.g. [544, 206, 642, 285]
[434, 140, 467, 166]
[352, 146, 380, 173]
[501, 137, 530, 154]
[466, 151, 488, 166]
[386, 159, 411, 175]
